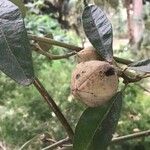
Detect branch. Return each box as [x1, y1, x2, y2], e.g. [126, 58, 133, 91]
[120, 72, 142, 84]
[143, 74, 150, 78]
[19, 134, 40, 150]
[30, 36, 150, 84]
[41, 137, 70, 150]
[0, 143, 7, 150]
[58, 145, 72, 150]
[32, 43, 77, 60]
[29, 34, 82, 51]
[29, 34, 133, 65]
[111, 130, 150, 144]
[135, 83, 150, 93]
[33, 77, 74, 141]
[53, 130, 150, 149]
[114, 56, 133, 65]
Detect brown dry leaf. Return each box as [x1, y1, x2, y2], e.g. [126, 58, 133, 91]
[76, 46, 102, 63]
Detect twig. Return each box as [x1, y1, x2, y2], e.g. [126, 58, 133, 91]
[143, 74, 150, 78]
[29, 34, 82, 51]
[0, 142, 7, 150]
[19, 134, 40, 150]
[32, 43, 77, 60]
[40, 132, 57, 143]
[53, 130, 150, 149]
[41, 137, 70, 150]
[135, 83, 150, 93]
[31, 36, 150, 84]
[58, 147, 72, 150]
[111, 130, 150, 144]
[33, 77, 74, 141]
[118, 66, 150, 84]
[29, 34, 133, 65]
[120, 72, 142, 84]
[58, 145, 72, 150]
[114, 56, 133, 65]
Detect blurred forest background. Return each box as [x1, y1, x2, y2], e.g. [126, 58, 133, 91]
[0, 0, 150, 149]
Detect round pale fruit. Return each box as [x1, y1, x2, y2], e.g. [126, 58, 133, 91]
[76, 46, 101, 63]
[71, 61, 118, 107]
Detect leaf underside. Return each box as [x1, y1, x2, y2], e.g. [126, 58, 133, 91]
[128, 59, 150, 73]
[82, 5, 113, 62]
[0, 0, 34, 85]
[73, 92, 123, 150]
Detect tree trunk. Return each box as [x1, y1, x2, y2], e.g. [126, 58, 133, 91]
[125, 0, 144, 52]
[132, 0, 144, 51]
[125, 0, 134, 44]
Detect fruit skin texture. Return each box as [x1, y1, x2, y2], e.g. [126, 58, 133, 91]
[71, 61, 118, 107]
[76, 46, 100, 63]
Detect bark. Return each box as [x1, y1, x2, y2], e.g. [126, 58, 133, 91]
[126, 0, 144, 51]
[125, 0, 134, 44]
[132, 0, 144, 50]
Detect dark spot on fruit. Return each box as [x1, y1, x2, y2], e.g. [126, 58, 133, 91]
[93, 94, 96, 97]
[105, 67, 115, 76]
[82, 71, 86, 73]
[76, 74, 80, 79]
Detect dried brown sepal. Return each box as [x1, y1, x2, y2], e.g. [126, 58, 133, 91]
[76, 46, 102, 63]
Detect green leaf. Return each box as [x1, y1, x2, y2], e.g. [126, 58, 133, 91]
[0, 0, 34, 85]
[10, 0, 26, 17]
[73, 92, 122, 150]
[82, 5, 113, 62]
[128, 59, 150, 73]
[91, 92, 122, 150]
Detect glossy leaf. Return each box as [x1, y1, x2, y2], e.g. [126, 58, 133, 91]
[91, 92, 122, 150]
[0, 0, 34, 85]
[10, 0, 26, 17]
[82, 5, 113, 62]
[73, 92, 122, 150]
[128, 59, 150, 73]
